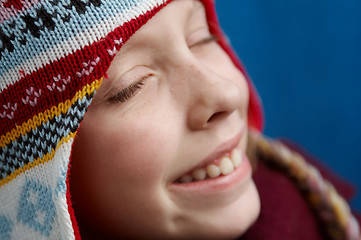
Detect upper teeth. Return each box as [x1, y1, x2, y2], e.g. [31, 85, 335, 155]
[177, 148, 243, 183]
[206, 164, 221, 178]
[219, 157, 234, 175]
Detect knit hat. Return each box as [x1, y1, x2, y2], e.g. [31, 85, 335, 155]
[0, 0, 263, 239]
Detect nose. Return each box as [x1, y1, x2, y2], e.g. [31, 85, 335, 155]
[180, 62, 243, 130]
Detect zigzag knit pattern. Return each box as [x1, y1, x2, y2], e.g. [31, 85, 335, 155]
[0, 0, 170, 239]
[0, 91, 94, 181]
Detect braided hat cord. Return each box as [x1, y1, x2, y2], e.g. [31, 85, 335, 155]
[247, 131, 361, 240]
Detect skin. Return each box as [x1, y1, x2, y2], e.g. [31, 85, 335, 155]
[70, 0, 260, 239]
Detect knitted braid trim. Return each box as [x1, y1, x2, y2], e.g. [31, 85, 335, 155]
[247, 130, 361, 240]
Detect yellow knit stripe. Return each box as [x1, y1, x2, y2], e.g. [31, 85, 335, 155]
[0, 79, 102, 148]
[0, 131, 76, 187]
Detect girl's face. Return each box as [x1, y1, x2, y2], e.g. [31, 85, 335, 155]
[70, 0, 260, 239]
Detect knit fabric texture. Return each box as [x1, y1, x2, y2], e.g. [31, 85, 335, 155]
[0, 0, 172, 239]
[0, 0, 264, 239]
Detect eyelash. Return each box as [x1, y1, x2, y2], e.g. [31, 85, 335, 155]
[106, 74, 150, 104]
[189, 34, 219, 48]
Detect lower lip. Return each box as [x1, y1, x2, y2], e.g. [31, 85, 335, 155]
[169, 151, 252, 195]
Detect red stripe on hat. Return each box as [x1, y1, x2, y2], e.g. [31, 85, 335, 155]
[4, 0, 23, 10]
[0, 2, 171, 137]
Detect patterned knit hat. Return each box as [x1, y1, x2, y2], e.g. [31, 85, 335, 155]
[0, 0, 263, 239]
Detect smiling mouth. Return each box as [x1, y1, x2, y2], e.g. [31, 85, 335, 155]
[174, 147, 243, 183]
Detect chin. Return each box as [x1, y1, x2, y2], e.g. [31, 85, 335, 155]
[171, 179, 260, 240]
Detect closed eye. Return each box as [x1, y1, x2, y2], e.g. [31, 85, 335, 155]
[189, 34, 219, 49]
[106, 74, 151, 104]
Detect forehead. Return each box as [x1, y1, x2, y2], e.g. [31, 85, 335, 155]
[98, 0, 208, 89]
[120, 0, 205, 52]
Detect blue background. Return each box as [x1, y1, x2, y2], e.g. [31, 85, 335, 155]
[215, 0, 361, 210]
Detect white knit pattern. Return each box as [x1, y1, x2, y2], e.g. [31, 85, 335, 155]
[0, 139, 74, 240]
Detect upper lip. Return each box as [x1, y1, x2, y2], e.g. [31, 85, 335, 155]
[172, 128, 245, 182]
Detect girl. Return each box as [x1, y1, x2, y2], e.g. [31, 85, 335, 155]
[0, 0, 359, 239]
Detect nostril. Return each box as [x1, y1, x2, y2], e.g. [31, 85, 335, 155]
[207, 111, 226, 123]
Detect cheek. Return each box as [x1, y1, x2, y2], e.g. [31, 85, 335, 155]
[70, 105, 180, 233]
[78, 110, 176, 188]
[237, 72, 250, 118]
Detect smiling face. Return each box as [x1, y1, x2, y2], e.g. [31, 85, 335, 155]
[70, 0, 260, 239]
